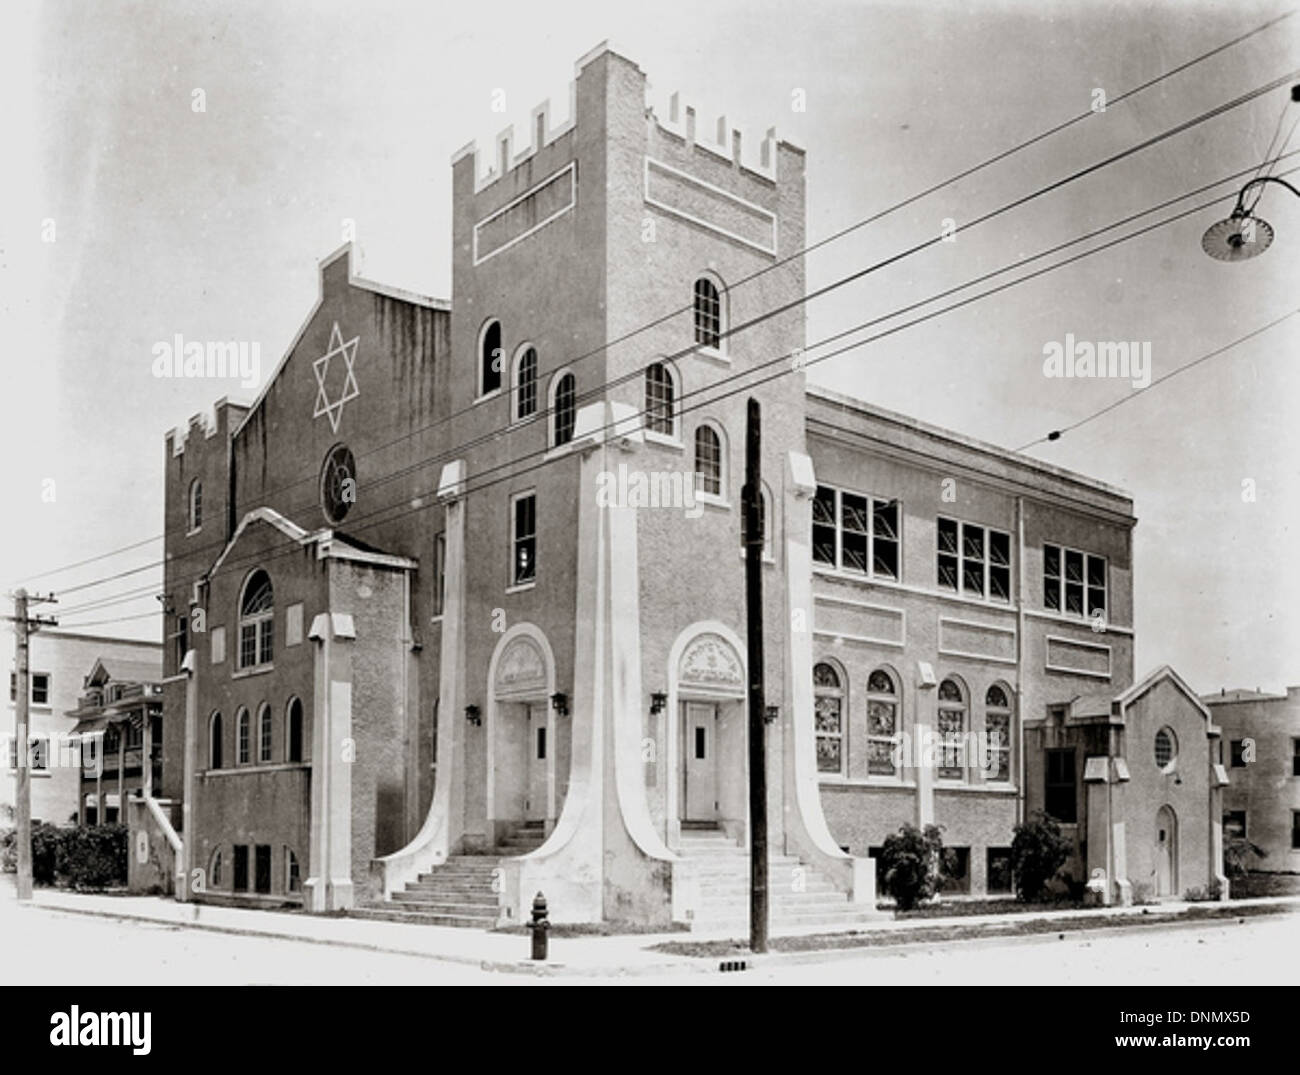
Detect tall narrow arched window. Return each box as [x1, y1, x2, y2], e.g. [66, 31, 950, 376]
[984, 684, 1012, 783]
[514, 346, 538, 420]
[694, 423, 723, 497]
[813, 662, 845, 775]
[867, 669, 900, 776]
[645, 362, 676, 437]
[238, 570, 274, 670]
[937, 678, 966, 781]
[188, 479, 203, 532]
[480, 319, 502, 396]
[209, 711, 223, 770]
[551, 371, 576, 447]
[209, 847, 223, 889]
[258, 702, 273, 764]
[693, 277, 722, 350]
[285, 847, 301, 894]
[286, 697, 304, 763]
[236, 708, 250, 766]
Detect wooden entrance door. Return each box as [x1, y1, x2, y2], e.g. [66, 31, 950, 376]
[682, 702, 718, 822]
[525, 704, 547, 821]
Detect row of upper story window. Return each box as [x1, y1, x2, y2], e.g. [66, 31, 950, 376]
[473, 275, 726, 422]
[811, 482, 1110, 619]
[813, 661, 1015, 784]
[206, 697, 306, 770]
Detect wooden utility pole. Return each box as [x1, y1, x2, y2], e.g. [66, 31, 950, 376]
[743, 398, 768, 953]
[8, 588, 58, 901]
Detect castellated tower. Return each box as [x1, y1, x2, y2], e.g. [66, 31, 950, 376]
[388, 42, 870, 927]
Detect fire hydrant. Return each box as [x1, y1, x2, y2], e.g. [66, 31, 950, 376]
[530, 891, 550, 961]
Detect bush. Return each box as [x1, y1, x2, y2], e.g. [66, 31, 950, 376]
[1010, 811, 1071, 902]
[1224, 837, 1264, 879]
[0, 823, 127, 889]
[57, 825, 127, 890]
[879, 823, 945, 910]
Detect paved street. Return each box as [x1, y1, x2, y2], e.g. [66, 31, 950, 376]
[1, 896, 1294, 986]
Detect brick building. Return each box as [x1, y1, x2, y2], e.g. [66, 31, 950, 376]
[1204, 686, 1300, 874]
[158, 43, 1226, 926]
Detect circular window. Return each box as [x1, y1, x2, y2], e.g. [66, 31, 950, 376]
[1154, 727, 1177, 771]
[320, 444, 356, 525]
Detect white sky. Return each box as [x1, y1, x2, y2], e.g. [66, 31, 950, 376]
[1, 0, 1297, 694]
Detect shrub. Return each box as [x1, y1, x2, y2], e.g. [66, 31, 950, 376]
[879, 823, 945, 910]
[57, 825, 128, 890]
[0, 828, 13, 873]
[1223, 837, 1264, 879]
[1010, 811, 1072, 902]
[30, 822, 62, 886]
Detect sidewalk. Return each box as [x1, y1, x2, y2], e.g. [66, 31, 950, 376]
[7, 878, 1298, 978]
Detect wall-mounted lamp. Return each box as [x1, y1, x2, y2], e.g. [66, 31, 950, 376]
[464, 704, 481, 726]
[764, 705, 780, 725]
[649, 691, 667, 716]
[551, 692, 569, 717]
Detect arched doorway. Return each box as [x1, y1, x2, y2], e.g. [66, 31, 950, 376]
[666, 625, 747, 845]
[1155, 805, 1178, 897]
[486, 626, 559, 847]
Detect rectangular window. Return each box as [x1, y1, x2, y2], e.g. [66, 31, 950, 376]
[694, 726, 706, 760]
[938, 519, 1012, 602]
[29, 738, 48, 771]
[937, 705, 965, 780]
[233, 845, 250, 891]
[1293, 739, 1300, 778]
[432, 532, 446, 617]
[813, 484, 900, 580]
[1044, 543, 1106, 619]
[511, 492, 536, 586]
[985, 712, 1011, 782]
[258, 619, 273, 666]
[987, 848, 1013, 894]
[1223, 810, 1247, 840]
[537, 726, 546, 761]
[1293, 811, 1300, 851]
[285, 849, 301, 895]
[30, 674, 50, 706]
[939, 846, 970, 894]
[1045, 748, 1077, 823]
[1230, 739, 1248, 768]
[254, 844, 271, 894]
[239, 624, 257, 670]
[175, 616, 188, 668]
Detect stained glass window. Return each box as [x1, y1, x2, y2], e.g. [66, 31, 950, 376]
[814, 662, 843, 775]
[867, 669, 898, 776]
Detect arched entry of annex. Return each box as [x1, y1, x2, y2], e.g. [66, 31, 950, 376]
[1154, 804, 1178, 898]
[665, 623, 748, 849]
[485, 624, 561, 850]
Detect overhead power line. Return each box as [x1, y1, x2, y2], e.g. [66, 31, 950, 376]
[21, 14, 1295, 591]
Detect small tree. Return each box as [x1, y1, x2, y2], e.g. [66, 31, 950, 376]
[879, 823, 945, 910]
[1010, 811, 1071, 902]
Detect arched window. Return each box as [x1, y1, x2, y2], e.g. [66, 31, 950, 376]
[285, 847, 301, 894]
[694, 423, 723, 497]
[645, 362, 676, 437]
[813, 662, 844, 775]
[937, 679, 966, 781]
[286, 697, 304, 763]
[258, 702, 273, 764]
[551, 371, 576, 447]
[984, 684, 1013, 783]
[209, 847, 223, 889]
[188, 479, 203, 532]
[867, 669, 900, 776]
[480, 319, 502, 396]
[693, 277, 722, 350]
[238, 569, 274, 670]
[514, 346, 538, 420]
[208, 711, 223, 770]
[236, 707, 250, 766]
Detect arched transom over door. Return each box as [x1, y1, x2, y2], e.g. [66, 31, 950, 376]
[494, 635, 547, 699]
[677, 632, 745, 698]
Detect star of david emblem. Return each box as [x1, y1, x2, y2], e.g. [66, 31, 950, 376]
[312, 322, 360, 432]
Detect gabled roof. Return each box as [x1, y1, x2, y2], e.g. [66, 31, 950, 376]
[82, 656, 162, 689]
[1117, 664, 1213, 723]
